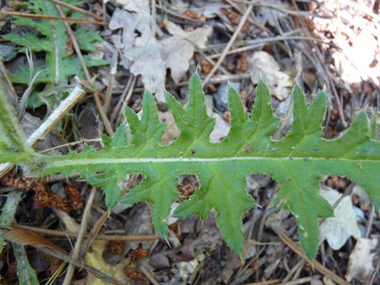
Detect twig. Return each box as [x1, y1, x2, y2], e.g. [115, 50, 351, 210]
[257, 184, 279, 242]
[319, 182, 356, 227]
[56, 5, 114, 137]
[0, 78, 90, 178]
[104, 49, 118, 114]
[206, 36, 332, 59]
[290, 0, 347, 128]
[138, 265, 160, 285]
[151, 0, 157, 35]
[226, 0, 271, 34]
[278, 233, 351, 285]
[110, 75, 134, 125]
[282, 258, 304, 283]
[79, 174, 139, 259]
[116, 76, 138, 127]
[26, 78, 92, 147]
[366, 204, 375, 238]
[335, 0, 343, 77]
[56, 5, 90, 81]
[244, 279, 283, 285]
[202, 1, 254, 87]
[62, 186, 97, 285]
[156, 5, 203, 23]
[0, 10, 108, 26]
[231, 0, 332, 18]
[198, 51, 230, 75]
[48, 0, 108, 22]
[273, 51, 302, 140]
[246, 277, 313, 285]
[1, 224, 160, 241]
[367, 252, 380, 285]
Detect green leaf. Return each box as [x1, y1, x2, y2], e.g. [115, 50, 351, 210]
[0, 85, 33, 163]
[15, 72, 380, 261]
[75, 28, 103, 51]
[4, 0, 108, 107]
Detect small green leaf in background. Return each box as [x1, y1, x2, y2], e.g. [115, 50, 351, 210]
[2, 0, 109, 109]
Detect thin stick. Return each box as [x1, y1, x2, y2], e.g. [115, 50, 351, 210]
[3, 224, 160, 241]
[0, 10, 108, 26]
[79, 174, 139, 259]
[104, 49, 118, 114]
[257, 184, 279, 242]
[202, 2, 254, 87]
[47, 0, 108, 22]
[290, 0, 347, 128]
[367, 252, 380, 285]
[56, 5, 114, 137]
[110, 75, 134, 124]
[231, 0, 332, 18]
[116, 76, 138, 127]
[365, 204, 375, 238]
[273, 51, 302, 140]
[226, 0, 271, 34]
[56, 5, 90, 81]
[245, 279, 284, 285]
[278, 233, 351, 285]
[151, 0, 157, 35]
[245, 277, 313, 285]
[26, 78, 92, 148]
[62, 186, 97, 285]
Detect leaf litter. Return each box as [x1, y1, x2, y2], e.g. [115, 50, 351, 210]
[1, 0, 380, 284]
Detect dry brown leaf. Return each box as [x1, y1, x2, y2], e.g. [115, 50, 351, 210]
[248, 51, 292, 101]
[159, 36, 194, 83]
[2, 229, 67, 254]
[346, 238, 379, 282]
[163, 19, 212, 49]
[109, 2, 166, 102]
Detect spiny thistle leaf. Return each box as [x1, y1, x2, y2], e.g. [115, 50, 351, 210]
[0, 85, 33, 163]
[2, 0, 108, 109]
[21, 72, 380, 260]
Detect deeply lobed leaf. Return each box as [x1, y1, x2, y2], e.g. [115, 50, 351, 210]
[26, 73, 380, 260]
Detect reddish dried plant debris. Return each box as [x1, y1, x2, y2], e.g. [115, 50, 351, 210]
[222, 111, 231, 123]
[250, 260, 260, 271]
[293, 16, 315, 33]
[131, 248, 148, 262]
[124, 265, 149, 285]
[180, 10, 206, 22]
[65, 36, 74, 56]
[8, 0, 22, 11]
[169, 222, 182, 237]
[200, 59, 213, 75]
[237, 22, 250, 33]
[325, 175, 346, 191]
[1, 172, 83, 211]
[264, 43, 273, 55]
[93, 2, 103, 16]
[235, 51, 249, 74]
[221, 8, 240, 25]
[177, 181, 200, 201]
[180, 10, 198, 19]
[108, 237, 124, 255]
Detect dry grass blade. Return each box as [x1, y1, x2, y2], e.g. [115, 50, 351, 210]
[0, 10, 108, 25]
[1, 228, 123, 285]
[47, 0, 108, 22]
[202, 2, 254, 87]
[278, 233, 350, 285]
[0, 224, 160, 241]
